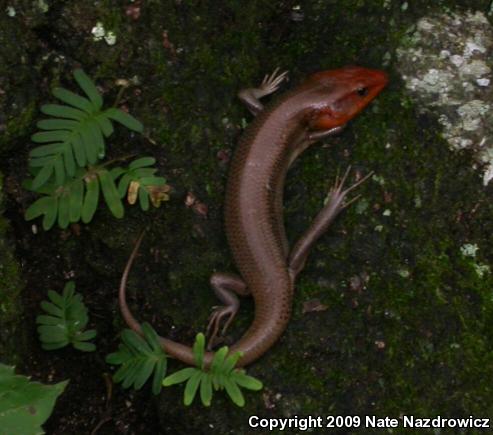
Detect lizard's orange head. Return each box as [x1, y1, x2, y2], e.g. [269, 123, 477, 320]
[305, 66, 388, 130]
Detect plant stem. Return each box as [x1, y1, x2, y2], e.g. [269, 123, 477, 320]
[99, 154, 137, 168]
[113, 86, 127, 107]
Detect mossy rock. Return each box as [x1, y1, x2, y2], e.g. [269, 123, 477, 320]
[1, 0, 493, 432]
[0, 172, 25, 365]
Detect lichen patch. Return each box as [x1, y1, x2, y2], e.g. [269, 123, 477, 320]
[397, 11, 493, 185]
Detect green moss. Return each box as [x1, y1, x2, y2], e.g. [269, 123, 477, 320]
[140, 0, 493, 428]
[0, 101, 37, 152]
[0, 10, 40, 154]
[0, 173, 25, 365]
[3, 0, 493, 431]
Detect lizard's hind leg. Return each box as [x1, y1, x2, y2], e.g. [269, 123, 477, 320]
[206, 272, 250, 349]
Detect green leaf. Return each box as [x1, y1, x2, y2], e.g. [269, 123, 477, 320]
[113, 362, 132, 384]
[63, 145, 76, 177]
[41, 103, 86, 121]
[73, 341, 96, 352]
[0, 364, 68, 435]
[142, 322, 161, 352]
[64, 281, 76, 297]
[121, 330, 152, 355]
[223, 377, 245, 407]
[57, 192, 70, 229]
[52, 87, 93, 113]
[230, 370, 263, 390]
[211, 346, 228, 372]
[75, 329, 97, 341]
[29, 156, 55, 167]
[107, 324, 167, 395]
[199, 373, 213, 406]
[138, 188, 149, 211]
[213, 372, 225, 391]
[41, 341, 70, 350]
[110, 167, 126, 181]
[222, 351, 242, 374]
[134, 168, 157, 178]
[42, 196, 58, 230]
[69, 178, 84, 223]
[98, 169, 124, 218]
[72, 133, 86, 167]
[37, 282, 97, 352]
[140, 176, 167, 186]
[36, 315, 62, 326]
[121, 360, 142, 389]
[39, 301, 62, 318]
[129, 157, 156, 169]
[152, 359, 166, 395]
[31, 163, 54, 190]
[37, 119, 79, 131]
[81, 177, 99, 223]
[37, 325, 68, 342]
[183, 371, 202, 406]
[30, 143, 65, 158]
[87, 119, 105, 158]
[211, 372, 221, 391]
[133, 359, 155, 390]
[25, 196, 53, 221]
[79, 122, 98, 164]
[193, 333, 205, 369]
[105, 107, 143, 132]
[208, 346, 248, 402]
[53, 156, 65, 186]
[32, 130, 70, 143]
[29, 145, 66, 164]
[74, 69, 103, 110]
[117, 173, 132, 197]
[23, 176, 55, 195]
[106, 346, 131, 365]
[162, 368, 196, 386]
[95, 114, 114, 137]
[47, 289, 64, 306]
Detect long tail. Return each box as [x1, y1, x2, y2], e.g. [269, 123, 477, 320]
[118, 231, 215, 367]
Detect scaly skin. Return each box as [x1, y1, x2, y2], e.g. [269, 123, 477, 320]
[119, 66, 388, 368]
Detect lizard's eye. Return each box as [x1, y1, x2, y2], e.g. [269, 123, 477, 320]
[357, 87, 368, 97]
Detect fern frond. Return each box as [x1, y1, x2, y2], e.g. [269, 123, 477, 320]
[106, 323, 168, 395]
[162, 333, 263, 407]
[36, 281, 97, 352]
[29, 69, 143, 189]
[25, 166, 125, 230]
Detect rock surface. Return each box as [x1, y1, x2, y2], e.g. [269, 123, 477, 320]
[397, 11, 493, 184]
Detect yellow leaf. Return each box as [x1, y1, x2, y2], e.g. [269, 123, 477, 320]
[127, 180, 140, 205]
[147, 184, 171, 207]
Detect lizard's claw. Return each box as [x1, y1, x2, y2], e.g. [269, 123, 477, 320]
[238, 68, 289, 114]
[327, 166, 373, 211]
[206, 305, 237, 350]
[258, 68, 289, 98]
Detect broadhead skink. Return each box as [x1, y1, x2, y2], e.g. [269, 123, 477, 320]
[119, 66, 388, 368]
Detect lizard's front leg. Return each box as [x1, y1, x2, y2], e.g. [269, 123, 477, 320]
[238, 68, 289, 115]
[288, 167, 373, 279]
